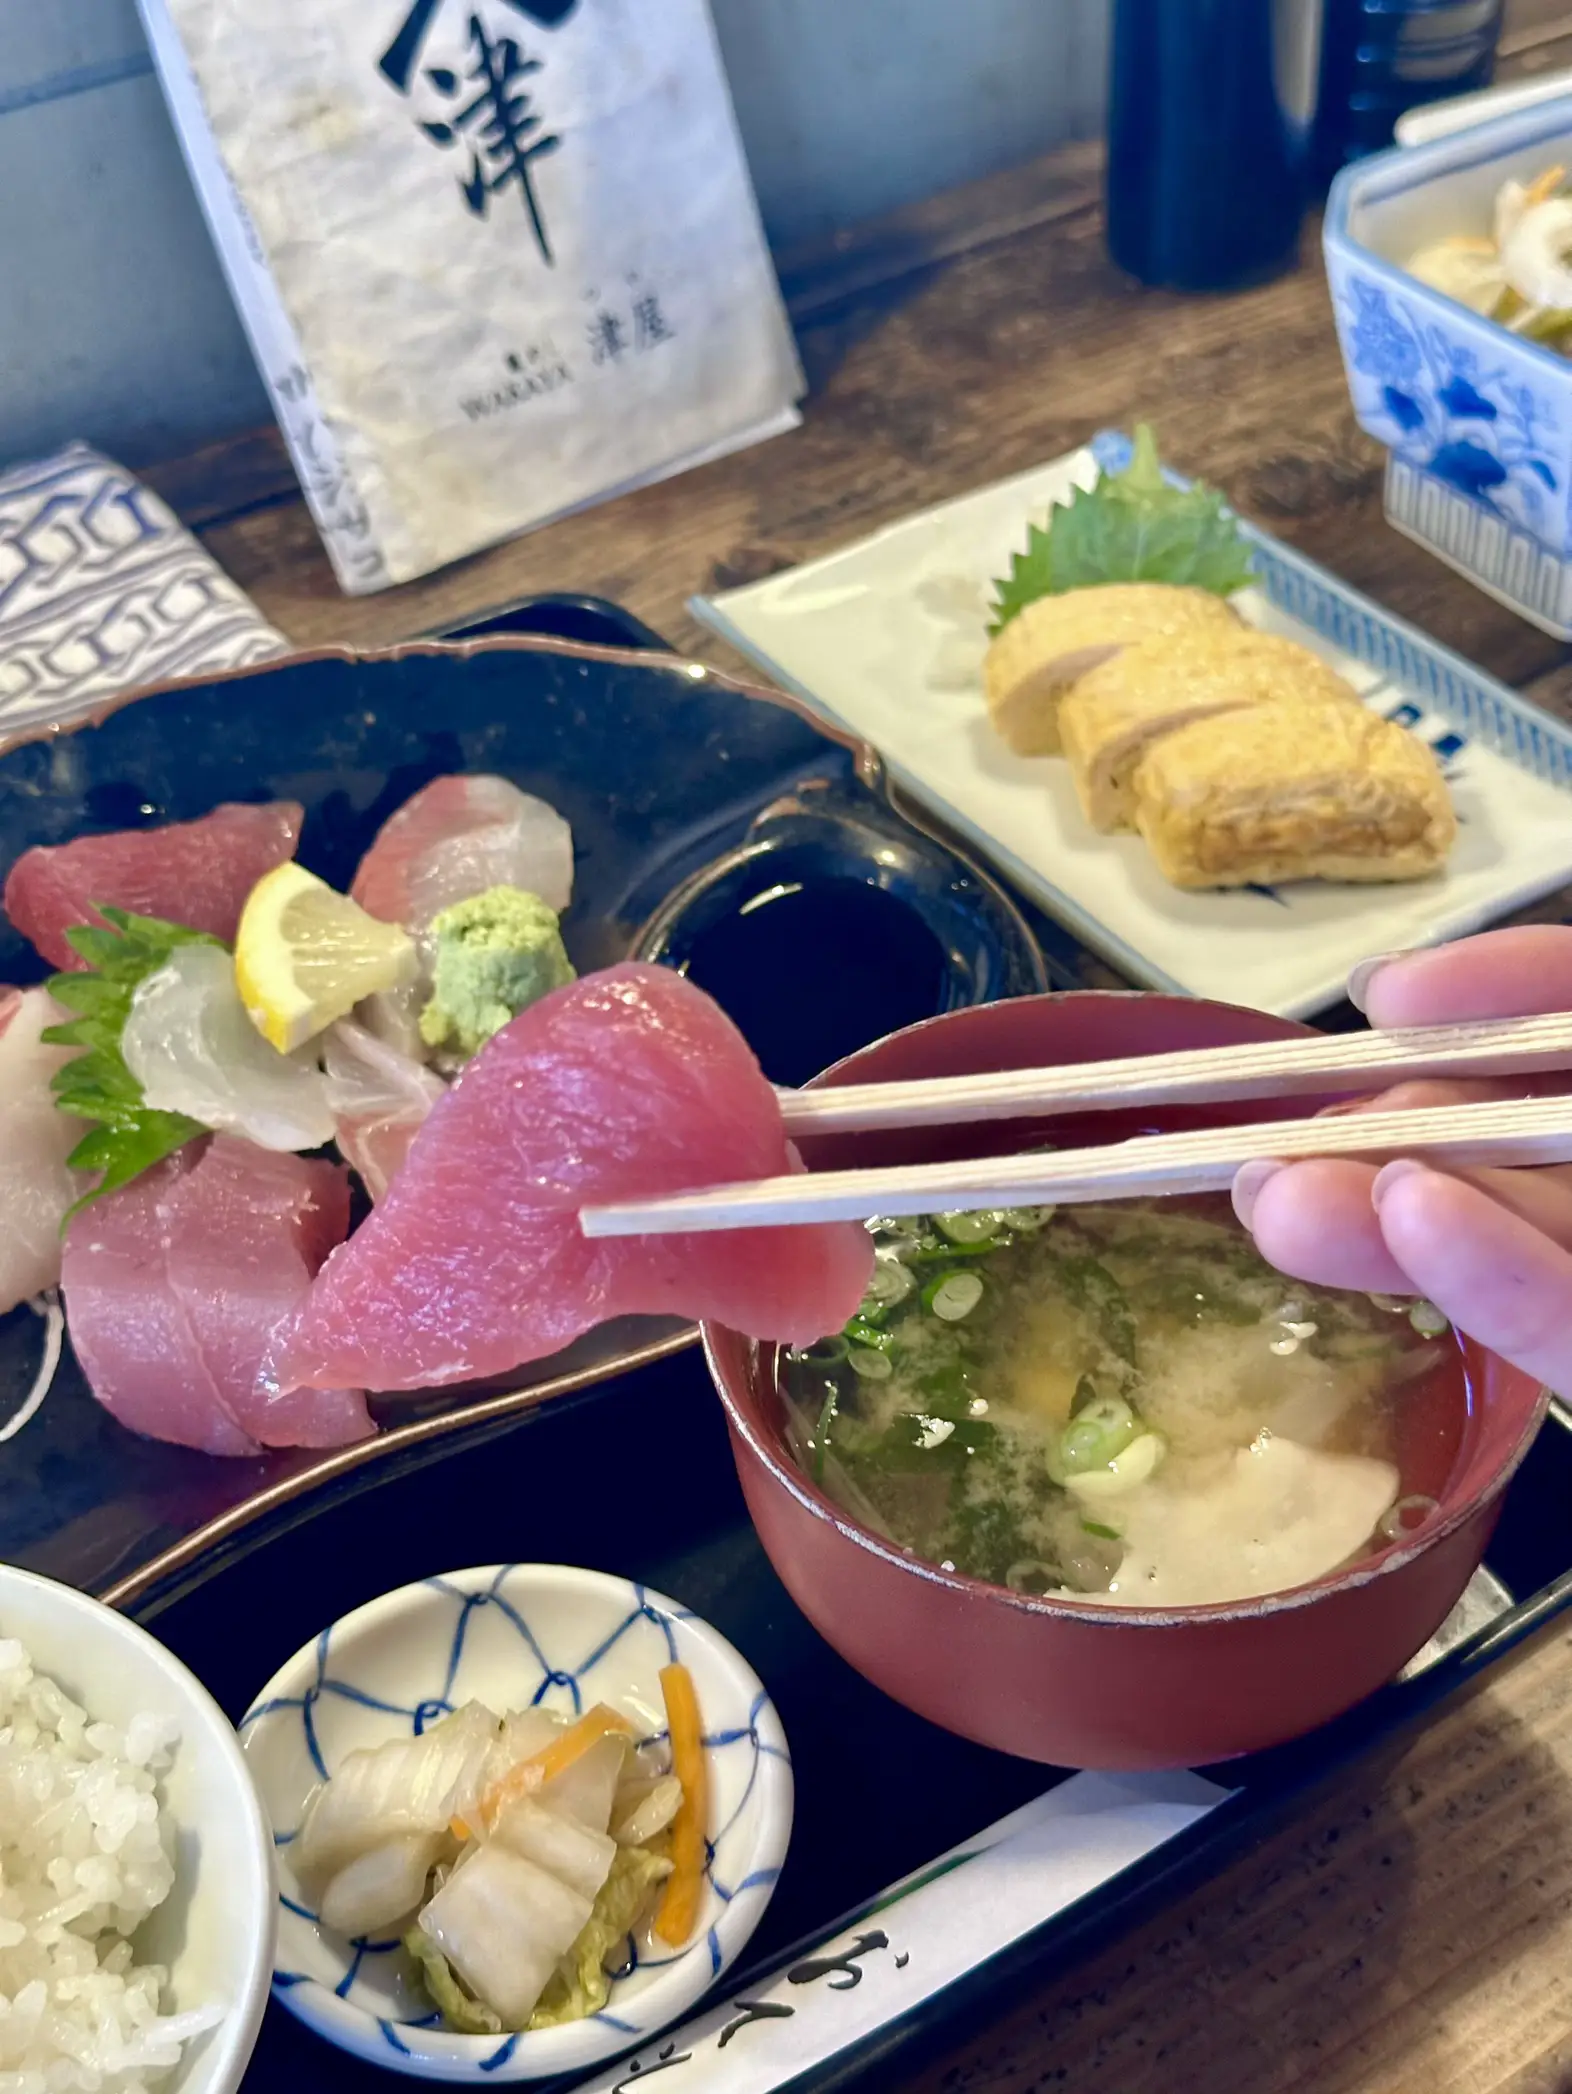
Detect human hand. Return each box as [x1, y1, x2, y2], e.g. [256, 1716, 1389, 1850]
[1231, 925, 1572, 1396]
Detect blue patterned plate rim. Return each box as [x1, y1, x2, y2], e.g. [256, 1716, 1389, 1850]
[1324, 93, 1572, 388]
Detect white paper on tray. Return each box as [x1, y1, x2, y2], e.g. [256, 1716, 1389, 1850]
[570, 1771, 1230, 2094]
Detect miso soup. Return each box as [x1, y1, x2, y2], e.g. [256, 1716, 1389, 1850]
[780, 1199, 1466, 1609]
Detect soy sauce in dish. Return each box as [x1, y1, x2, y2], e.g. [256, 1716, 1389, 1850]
[677, 877, 947, 1089]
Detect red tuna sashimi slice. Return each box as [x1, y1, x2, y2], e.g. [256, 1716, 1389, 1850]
[280, 963, 872, 1391]
[62, 1137, 372, 1456]
[352, 774, 573, 929]
[0, 987, 87, 1316]
[4, 800, 304, 969]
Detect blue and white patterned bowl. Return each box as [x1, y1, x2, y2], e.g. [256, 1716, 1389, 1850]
[1325, 94, 1572, 636]
[238, 1565, 792, 2082]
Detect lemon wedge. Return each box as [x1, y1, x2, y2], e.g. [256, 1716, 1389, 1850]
[235, 863, 417, 1053]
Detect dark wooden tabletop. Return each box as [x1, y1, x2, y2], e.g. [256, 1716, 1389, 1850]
[147, 5, 1572, 2087]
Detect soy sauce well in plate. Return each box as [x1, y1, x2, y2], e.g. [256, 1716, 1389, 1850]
[677, 876, 948, 1089]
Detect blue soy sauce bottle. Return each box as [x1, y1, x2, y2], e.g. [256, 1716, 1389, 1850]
[1311, 0, 1504, 184]
[1105, 0, 1326, 293]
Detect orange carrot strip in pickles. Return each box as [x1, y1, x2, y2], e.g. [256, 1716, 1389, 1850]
[480, 1704, 633, 1827]
[653, 1664, 707, 1947]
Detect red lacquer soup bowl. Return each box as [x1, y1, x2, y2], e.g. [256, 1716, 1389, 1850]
[703, 993, 1549, 1771]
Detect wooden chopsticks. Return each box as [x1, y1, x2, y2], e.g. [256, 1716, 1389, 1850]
[773, 1011, 1572, 1134]
[580, 1094, 1572, 1237]
[578, 1015, 1572, 1239]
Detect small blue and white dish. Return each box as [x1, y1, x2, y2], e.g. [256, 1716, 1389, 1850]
[1325, 92, 1572, 635]
[238, 1564, 793, 2082]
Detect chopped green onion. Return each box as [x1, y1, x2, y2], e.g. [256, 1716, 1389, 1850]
[902, 1239, 1000, 1264]
[849, 1348, 893, 1381]
[1368, 1292, 1410, 1314]
[1081, 1519, 1122, 1541]
[924, 1271, 985, 1322]
[801, 1335, 849, 1365]
[1069, 1373, 1099, 1417]
[1409, 1300, 1449, 1337]
[1058, 1395, 1139, 1475]
[844, 1318, 893, 1352]
[935, 1211, 1005, 1245]
[999, 1206, 1055, 1232]
[1064, 1431, 1165, 1502]
[862, 1260, 916, 1310]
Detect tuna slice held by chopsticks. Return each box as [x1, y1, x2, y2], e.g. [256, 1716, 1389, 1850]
[62, 1136, 372, 1456]
[0, 986, 86, 1316]
[4, 800, 304, 970]
[279, 962, 873, 1393]
[352, 774, 573, 929]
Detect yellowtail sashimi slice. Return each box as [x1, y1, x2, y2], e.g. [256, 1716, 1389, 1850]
[352, 775, 573, 929]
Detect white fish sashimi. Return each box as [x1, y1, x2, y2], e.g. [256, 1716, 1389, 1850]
[322, 1019, 446, 1202]
[122, 944, 337, 1152]
[0, 987, 88, 1316]
[357, 982, 429, 1063]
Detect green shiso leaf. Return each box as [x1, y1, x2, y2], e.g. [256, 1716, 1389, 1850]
[42, 907, 222, 1217]
[987, 424, 1256, 632]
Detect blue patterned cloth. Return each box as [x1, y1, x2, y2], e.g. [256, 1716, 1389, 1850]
[0, 442, 287, 744]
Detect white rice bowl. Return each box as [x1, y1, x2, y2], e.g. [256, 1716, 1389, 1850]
[0, 1570, 274, 2094]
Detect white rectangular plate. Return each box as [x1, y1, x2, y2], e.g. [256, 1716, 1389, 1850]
[693, 431, 1572, 1018]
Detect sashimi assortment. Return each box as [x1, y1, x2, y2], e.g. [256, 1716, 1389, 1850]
[1, 775, 865, 1461]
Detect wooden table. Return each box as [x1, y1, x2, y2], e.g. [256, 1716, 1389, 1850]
[148, 7, 1572, 2087]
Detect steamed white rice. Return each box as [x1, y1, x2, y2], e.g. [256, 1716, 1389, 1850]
[0, 1639, 220, 2094]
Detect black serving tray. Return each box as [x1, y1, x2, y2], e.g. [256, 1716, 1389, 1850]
[146, 1346, 1572, 2094]
[129, 595, 1572, 2093]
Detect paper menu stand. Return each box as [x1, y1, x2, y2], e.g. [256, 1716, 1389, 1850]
[135, 0, 805, 595]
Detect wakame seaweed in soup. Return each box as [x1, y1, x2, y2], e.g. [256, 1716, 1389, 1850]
[779, 1200, 1466, 1610]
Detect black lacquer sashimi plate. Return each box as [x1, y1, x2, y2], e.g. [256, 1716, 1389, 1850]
[0, 600, 1046, 1608]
